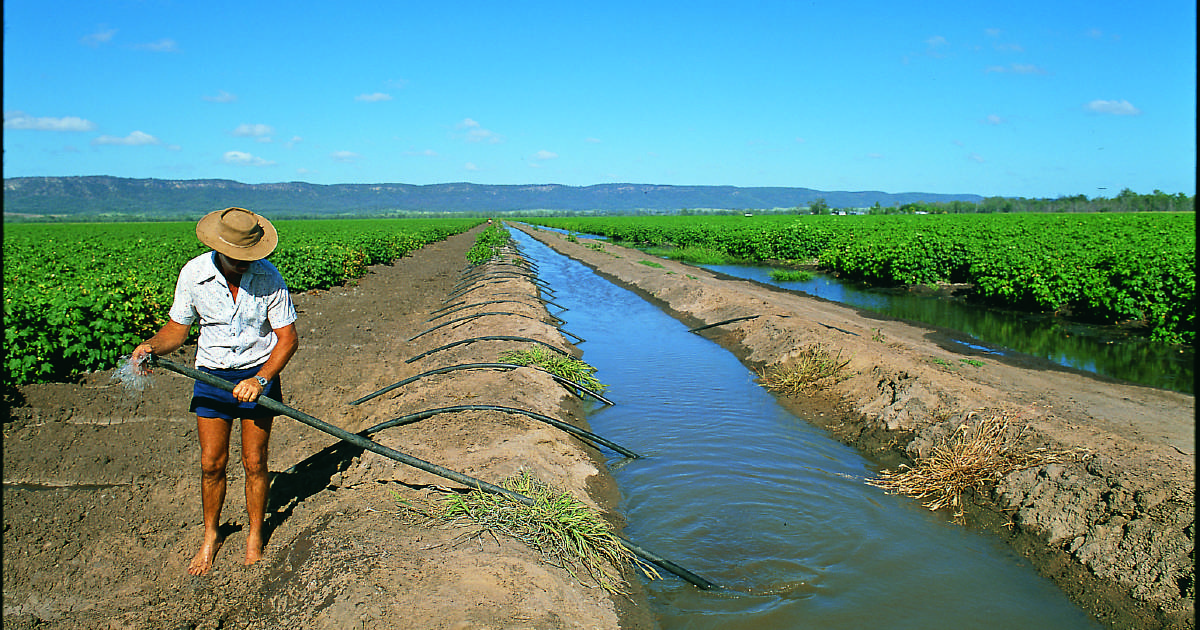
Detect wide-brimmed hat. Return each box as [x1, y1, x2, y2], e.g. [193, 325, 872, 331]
[196, 207, 278, 260]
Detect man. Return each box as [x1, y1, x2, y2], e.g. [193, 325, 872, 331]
[132, 207, 298, 575]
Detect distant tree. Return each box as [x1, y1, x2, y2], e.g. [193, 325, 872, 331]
[809, 198, 829, 215]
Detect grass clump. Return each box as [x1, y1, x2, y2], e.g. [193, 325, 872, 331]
[769, 268, 813, 283]
[756, 344, 851, 394]
[637, 260, 665, 268]
[867, 413, 1063, 524]
[430, 470, 660, 594]
[643, 245, 733, 265]
[500, 346, 606, 393]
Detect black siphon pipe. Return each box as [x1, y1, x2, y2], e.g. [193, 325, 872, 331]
[405, 335, 572, 364]
[364, 404, 640, 459]
[688, 315, 760, 333]
[347, 362, 614, 407]
[148, 356, 714, 588]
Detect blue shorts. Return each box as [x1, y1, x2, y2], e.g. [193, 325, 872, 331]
[190, 365, 282, 420]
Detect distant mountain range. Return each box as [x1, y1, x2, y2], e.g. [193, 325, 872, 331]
[3, 176, 986, 219]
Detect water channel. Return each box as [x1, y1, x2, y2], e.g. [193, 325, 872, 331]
[509, 229, 1102, 629]
[699, 264, 1194, 395]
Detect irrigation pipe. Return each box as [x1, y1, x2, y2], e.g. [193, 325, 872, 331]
[406, 335, 572, 364]
[689, 315, 760, 333]
[348, 363, 614, 407]
[426, 300, 565, 323]
[445, 280, 556, 304]
[818, 322, 860, 337]
[408, 311, 577, 343]
[365, 404, 640, 459]
[147, 357, 714, 589]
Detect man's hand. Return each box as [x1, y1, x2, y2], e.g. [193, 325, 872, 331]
[131, 343, 155, 376]
[233, 378, 265, 403]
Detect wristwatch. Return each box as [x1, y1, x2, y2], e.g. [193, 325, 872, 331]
[254, 375, 269, 387]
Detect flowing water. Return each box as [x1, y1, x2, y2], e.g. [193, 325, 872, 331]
[510, 230, 1102, 630]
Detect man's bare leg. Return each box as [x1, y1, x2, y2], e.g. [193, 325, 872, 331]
[241, 415, 274, 566]
[189, 416, 232, 575]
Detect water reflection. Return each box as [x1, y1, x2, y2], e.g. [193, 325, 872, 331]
[702, 264, 1194, 394]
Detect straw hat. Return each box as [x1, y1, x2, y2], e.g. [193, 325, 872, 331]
[196, 207, 278, 260]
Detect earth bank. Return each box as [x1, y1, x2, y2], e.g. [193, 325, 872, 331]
[514, 223, 1194, 630]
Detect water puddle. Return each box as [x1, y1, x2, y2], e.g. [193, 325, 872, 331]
[510, 229, 1102, 629]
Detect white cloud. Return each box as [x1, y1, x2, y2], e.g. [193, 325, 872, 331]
[457, 118, 503, 143]
[968, 153, 986, 163]
[356, 92, 393, 102]
[405, 149, 439, 157]
[984, 28, 1002, 38]
[93, 130, 161, 146]
[285, 136, 303, 149]
[331, 150, 360, 163]
[1085, 99, 1141, 116]
[986, 63, 1047, 75]
[533, 150, 558, 161]
[4, 111, 97, 131]
[81, 27, 117, 47]
[232, 123, 274, 139]
[982, 114, 1005, 125]
[223, 150, 275, 166]
[925, 35, 948, 47]
[585, 137, 602, 144]
[134, 39, 179, 53]
[204, 90, 237, 103]
[464, 162, 479, 171]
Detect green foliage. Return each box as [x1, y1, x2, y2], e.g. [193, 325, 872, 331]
[769, 269, 813, 282]
[499, 347, 606, 393]
[637, 260, 666, 268]
[527, 213, 1195, 343]
[4, 218, 481, 386]
[466, 224, 511, 265]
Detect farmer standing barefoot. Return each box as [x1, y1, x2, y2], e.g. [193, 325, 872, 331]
[131, 207, 298, 575]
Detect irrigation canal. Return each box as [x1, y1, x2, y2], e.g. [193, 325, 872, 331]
[698, 263, 1193, 395]
[509, 229, 1103, 630]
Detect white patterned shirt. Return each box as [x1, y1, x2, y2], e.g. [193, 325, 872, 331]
[169, 252, 298, 370]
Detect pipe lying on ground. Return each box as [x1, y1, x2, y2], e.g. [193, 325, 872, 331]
[147, 356, 715, 590]
[348, 362, 614, 407]
[426, 300, 565, 324]
[364, 404, 640, 459]
[689, 315, 760, 333]
[408, 311, 580, 343]
[405, 335, 572, 364]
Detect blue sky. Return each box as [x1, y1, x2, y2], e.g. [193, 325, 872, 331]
[4, 1, 1195, 198]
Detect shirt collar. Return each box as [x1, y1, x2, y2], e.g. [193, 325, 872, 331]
[205, 251, 261, 282]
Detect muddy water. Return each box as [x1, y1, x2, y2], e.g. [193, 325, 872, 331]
[510, 230, 1102, 630]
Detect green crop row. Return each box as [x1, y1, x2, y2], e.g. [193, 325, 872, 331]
[528, 213, 1195, 344]
[4, 218, 482, 386]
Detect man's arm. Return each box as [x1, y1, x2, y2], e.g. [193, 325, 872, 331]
[232, 323, 299, 403]
[131, 320, 191, 371]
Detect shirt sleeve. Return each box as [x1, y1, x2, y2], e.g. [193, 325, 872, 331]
[262, 262, 298, 329]
[167, 260, 198, 325]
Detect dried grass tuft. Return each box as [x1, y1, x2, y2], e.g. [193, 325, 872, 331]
[418, 470, 659, 594]
[756, 344, 851, 394]
[867, 412, 1064, 524]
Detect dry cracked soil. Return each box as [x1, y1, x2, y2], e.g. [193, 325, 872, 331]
[3, 222, 1194, 630]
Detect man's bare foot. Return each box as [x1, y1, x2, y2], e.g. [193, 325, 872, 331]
[244, 531, 265, 566]
[188, 534, 221, 575]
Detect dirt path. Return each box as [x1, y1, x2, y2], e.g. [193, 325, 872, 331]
[4, 226, 656, 630]
[514, 223, 1194, 630]
[4, 222, 1193, 629]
